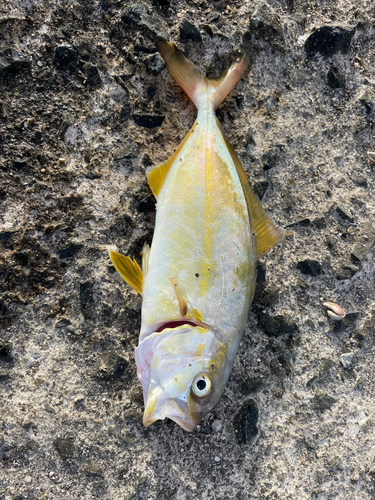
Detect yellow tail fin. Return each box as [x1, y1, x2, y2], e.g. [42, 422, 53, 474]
[157, 38, 249, 110]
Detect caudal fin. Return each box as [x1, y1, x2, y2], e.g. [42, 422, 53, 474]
[157, 38, 249, 110]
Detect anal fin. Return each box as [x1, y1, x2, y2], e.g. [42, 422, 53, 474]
[109, 250, 143, 294]
[147, 158, 173, 198]
[244, 181, 284, 258]
[216, 117, 283, 258]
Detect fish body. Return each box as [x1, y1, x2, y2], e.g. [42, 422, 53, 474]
[110, 40, 282, 431]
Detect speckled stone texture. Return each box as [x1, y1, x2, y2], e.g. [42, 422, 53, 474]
[1, 1, 375, 499]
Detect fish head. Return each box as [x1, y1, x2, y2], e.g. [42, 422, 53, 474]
[136, 325, 227, 431]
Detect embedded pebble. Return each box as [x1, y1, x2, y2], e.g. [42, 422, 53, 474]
[212, 420, 223, 432]
[340, 352, 354, 368]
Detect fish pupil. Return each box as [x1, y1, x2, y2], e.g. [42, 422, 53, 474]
[197, 379, 206, 391]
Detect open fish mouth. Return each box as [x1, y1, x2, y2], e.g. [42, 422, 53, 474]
[139, 317, 224, 343]
[153, 319, 198, 333]
[143, 397, 197, 432]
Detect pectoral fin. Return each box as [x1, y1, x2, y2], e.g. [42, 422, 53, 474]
[142, 243, 150, 277]
[216, 118, 283, 258]
[109, 250, 143, 294]
[169, 277, 188, 316]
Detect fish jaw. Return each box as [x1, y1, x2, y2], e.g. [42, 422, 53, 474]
[143, 393, 197, 432]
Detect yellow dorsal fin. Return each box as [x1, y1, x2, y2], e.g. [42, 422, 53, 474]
[109, 250, 143, 294]
[142, 243, 150, 277]
[146, 120, 197, 198]
[169, 277, 188, 316]
[215, 118, 283, 258]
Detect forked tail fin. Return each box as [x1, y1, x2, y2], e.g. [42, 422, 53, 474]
[157, 38, 249, 110]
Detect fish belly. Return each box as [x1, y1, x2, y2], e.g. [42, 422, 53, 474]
[141, 116, 256, 347]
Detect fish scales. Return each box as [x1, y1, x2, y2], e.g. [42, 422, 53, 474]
[109, 39, 282, 431]
[142, 115, 255, 340]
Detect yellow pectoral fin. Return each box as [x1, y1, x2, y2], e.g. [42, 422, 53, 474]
[109, 250, 143, 294]
[142, 243, 150, 277]
[169, 277, 188, 316]
[146, 120, 197, 198]
[215, 118, 283, 258]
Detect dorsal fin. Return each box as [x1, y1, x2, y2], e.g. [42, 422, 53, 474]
[215, 117, 283, 258]
[109, 250, 143, 294]
[146, 120, 197, 198]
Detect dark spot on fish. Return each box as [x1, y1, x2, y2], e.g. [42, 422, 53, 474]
[211, 364, 215, 370]
[195, 273, 200, 277]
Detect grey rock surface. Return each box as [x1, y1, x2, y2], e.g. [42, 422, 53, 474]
[250, 4, 287, 54]
[1, 0, 375, 499]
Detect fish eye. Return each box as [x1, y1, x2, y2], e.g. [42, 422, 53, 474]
[191, 373, 212, 397]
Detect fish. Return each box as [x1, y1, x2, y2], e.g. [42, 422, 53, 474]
[109, 39, 283, 432]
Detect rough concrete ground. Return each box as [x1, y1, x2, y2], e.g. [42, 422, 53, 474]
[1, 0, 375, 499]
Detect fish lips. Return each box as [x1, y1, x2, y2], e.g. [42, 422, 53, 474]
[143, 396, 198, 432]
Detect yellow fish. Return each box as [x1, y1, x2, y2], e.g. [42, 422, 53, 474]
[109, 39, 282, 431]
